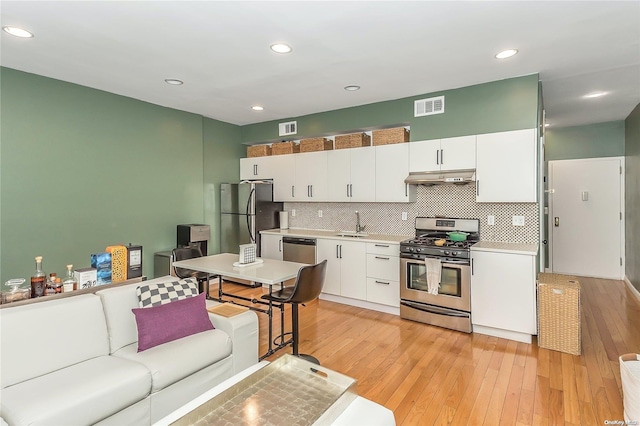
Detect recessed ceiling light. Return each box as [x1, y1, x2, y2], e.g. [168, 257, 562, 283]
[270, 43, 292, 54]
[495, 49, 518, 59]
[584, 91, 607, 99]
[164, 79, 183, 85]
[2, 26, 34, 38]
[252, 106, 264, 111]
[344, 85, 360, 91]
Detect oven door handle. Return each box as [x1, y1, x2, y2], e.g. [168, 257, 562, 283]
[401, 301, 469, 318]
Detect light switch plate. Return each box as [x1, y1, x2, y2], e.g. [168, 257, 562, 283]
[487, 215, 495, 226]
[291, 209, 296, 217]
[402, 212, 408, 221]
[318, 210, 323, 218]
[512, 215, 525, 226]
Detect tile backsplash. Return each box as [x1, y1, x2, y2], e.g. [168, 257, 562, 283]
[284, 183, 539, 244]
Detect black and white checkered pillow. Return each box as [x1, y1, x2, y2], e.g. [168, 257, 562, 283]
[136, 278, 199, 308]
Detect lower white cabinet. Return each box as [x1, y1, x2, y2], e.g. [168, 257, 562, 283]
[260, 234, 283, 261]
[470, 249, 537, 341]
[365, 242, 400, 307]
[316, 238, 366, 298]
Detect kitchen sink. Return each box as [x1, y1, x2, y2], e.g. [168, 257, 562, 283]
[335, 231, 369, 238]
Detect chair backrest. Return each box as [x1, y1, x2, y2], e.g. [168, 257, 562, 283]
[287, 260, 328, 304]
[172, 246, 204, 279]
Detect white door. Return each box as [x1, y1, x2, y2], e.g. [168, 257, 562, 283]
[271, 154, 295, 202]
[339, 240, 367, 300]
[317, 239, 341, 295]
[549, 157, 624, 279]
[295, 151, 328, 201]
[375, 143, 415, 202]
[327, 150, 352, 202]
[260, 234, 282, 260]
[409, 139, 440, 172]
[349, 146, 376, 202]
[440, 135, 476, 171]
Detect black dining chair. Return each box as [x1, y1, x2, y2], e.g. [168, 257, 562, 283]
[172, 247, 210, 296]
[261, 260, 327, 365]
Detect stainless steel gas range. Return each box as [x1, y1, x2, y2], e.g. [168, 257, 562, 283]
[400, 217, 480, 333]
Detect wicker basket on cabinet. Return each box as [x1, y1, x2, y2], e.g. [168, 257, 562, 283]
[372, 127, 410, 145]
[246, 144, 272, 158]
[271, 141, 300, 155]
[537, 273, 581, 355]
[299, 137, 333, 152]
[335, 133, 371, 149]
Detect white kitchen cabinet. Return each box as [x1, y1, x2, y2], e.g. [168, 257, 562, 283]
[409, 136, 476, 172]
[470, 249, 537, 343]
[240, 156, 278, 180]
[270, 154, 296, 202]
[365, 242, 400, 307]
[327, 147, 376, 202]
[294, 151, 328, 201]
[476, 128, 537, 202]
[375, 143, 416, 202]
[316, 238, 367, 299]
[260, 233, 283, 260]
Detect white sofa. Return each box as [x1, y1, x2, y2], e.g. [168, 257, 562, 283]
[0, 276, 259, 425]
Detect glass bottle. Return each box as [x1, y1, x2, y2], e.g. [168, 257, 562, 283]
[30, 256, 46, 298]
[53, 277, 63, 294]
[45, 273, 57, 295]
[62, 265, 77, 292]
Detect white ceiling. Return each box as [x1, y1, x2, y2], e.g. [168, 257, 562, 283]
[1, 1, 639, 129]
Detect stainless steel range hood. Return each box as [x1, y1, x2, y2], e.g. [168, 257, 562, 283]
[404, 169, 476, 186]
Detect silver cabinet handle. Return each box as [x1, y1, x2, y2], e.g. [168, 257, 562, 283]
[307, 185, 311, 197]
[375, 256, 390, 260]
[336, 245, 339, 259]
[375, 280, 390, 285]
[436, 150, 439, 165]
[375, 244, 389, 248]
[476, 180, 480, 196]
[347, 184, 350, 197]
[440, 149, 444, 165]
[253, 164, 258, 175]
[405, 183, 408, 197]
[339, 245, 342, 259]
[471, 258, 474, 275]
[278, 239, 282, 252]
[291, 186, 295, 197]
[310, 185, 313, 197]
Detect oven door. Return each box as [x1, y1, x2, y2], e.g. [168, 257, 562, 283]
[400, 256, 470, 312]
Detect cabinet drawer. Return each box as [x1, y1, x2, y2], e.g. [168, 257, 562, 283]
[366, 254, 399, 281]
[366, 242, 399, 256]
[366, 278, 399, 307]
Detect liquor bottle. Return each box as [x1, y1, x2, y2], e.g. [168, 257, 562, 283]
[45, 273, 57, 295]
[62, 265, 78, 292]
[53, 277, 63, 294]
[30, 256, 46, 298]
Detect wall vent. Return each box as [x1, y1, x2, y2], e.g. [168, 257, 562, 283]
[279, 121, 297, 136]
[414, 96, 445, 117]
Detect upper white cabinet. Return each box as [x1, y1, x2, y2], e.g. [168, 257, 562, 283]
[375, 143, 416, 202]
[476, 128, 537, 202]
[240, 156, 278, 180]
[294, 151, 329, 201]
[327, 147, 376, 202]
[271, 154, 296, 202]
[409, 135, 476, 172]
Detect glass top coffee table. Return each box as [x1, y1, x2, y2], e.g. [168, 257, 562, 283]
[154, 355, 395, 426]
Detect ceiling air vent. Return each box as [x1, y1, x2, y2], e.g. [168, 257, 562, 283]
[278, 121, 297, 136]
[414, 96, 445, 117]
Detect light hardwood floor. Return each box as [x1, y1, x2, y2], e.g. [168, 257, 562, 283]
[212, 277, 640, 425]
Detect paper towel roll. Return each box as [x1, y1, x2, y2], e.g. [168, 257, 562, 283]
[279, 211, 289, 230]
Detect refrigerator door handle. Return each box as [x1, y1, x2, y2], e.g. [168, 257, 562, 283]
[246, 187, 256, 242]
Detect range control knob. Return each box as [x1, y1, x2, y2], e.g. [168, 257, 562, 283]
[443, 250, 451, 256]
[408, 247, 414, 252]
[451, 251, 459, 256]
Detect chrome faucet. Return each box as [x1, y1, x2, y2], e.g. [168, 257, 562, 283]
[355, 211, 366, 234]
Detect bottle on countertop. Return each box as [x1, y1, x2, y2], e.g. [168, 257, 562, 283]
[62, 265, 78, 292]
[45, 273, 58, 295]
[53, 277, 63, 294]
[30, 256, 46, 298]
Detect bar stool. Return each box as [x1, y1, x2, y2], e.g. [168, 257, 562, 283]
[261, 260, 327, 364]
[172, 247, 210, 296]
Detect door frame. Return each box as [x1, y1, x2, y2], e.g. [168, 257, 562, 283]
[547, 156, 625, 278]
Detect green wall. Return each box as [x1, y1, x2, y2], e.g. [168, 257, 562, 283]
[241, 74, 540, 143]
[0, 68, 208, 282]
[545, 121, 625, 161]
[625, 104, 640, 292]
[202, 118, 244, 254]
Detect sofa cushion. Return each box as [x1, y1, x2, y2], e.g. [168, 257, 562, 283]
[96, 276, 182, 353]
[0, 294, 110, 388]
[112, 328, 232, 392]
[0, 355, 151, 426]
[136, 277, 198, 307]
[132, 292, 213, 351]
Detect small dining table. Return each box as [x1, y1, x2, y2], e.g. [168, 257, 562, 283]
[172, 253, 309, 359]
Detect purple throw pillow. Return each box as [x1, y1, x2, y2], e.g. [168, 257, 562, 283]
[132, 292, 214, 352]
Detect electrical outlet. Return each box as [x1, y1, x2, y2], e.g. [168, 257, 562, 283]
[487, 215, 495, 226]
[291, 209, 296, 217]
[318, 210, 323, 218]
[402, 212, 408, 221]
[512, 215, 525, 226]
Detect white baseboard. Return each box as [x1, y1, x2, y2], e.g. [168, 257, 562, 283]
[624, 276, 640, 303]
[472, 325, 533, 344]
[319, 293, 400, 316]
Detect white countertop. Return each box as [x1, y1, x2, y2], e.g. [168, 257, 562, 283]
[261, 228, 409, 244]
[471, 241, 539, 255]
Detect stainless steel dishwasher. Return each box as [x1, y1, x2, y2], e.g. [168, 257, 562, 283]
[282, 237, 317, 264]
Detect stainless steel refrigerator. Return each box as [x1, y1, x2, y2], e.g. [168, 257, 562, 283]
[220, 181, 283, 257]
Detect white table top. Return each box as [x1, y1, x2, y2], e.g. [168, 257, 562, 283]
[153, 361, 396, 426]
[172, 253, 308, 285]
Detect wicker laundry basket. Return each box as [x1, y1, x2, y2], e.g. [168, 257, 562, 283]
[537, 273, 581, 355]
[620, 353, 640, 423]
